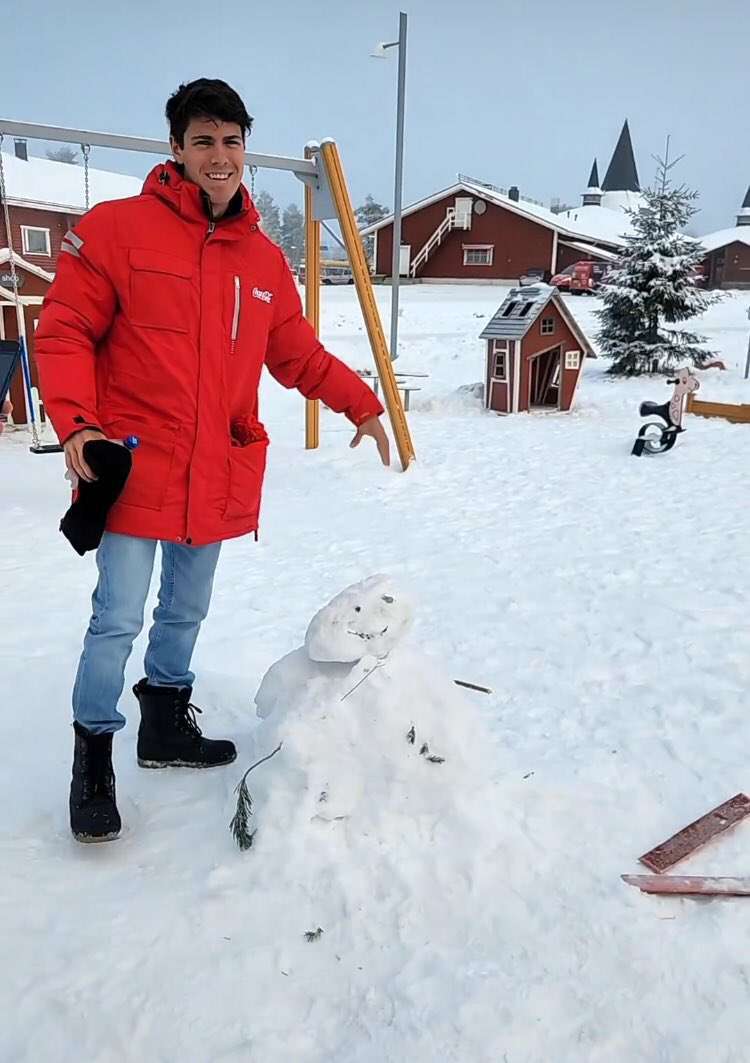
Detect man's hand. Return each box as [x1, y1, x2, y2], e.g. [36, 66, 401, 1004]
[64, 427, 106, 483]
[350, 416, 390, 466]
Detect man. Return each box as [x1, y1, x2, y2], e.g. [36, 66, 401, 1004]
[35, 78, 388, 843]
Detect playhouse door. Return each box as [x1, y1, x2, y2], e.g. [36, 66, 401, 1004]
[529, 347, 561, 408]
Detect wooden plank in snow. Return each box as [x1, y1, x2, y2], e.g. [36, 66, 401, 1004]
[639, 793, 750, 873]
[623, 875, 750, 897]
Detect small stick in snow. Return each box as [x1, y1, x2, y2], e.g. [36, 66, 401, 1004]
[229, 742, 283, 851]
[453, 679, 493, 694]
[304, 927, 324, 942]
[340, 658, 386, 702]
[406, 725, 416, 745]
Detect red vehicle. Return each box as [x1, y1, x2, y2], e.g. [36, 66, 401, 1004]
[551, 260, 610, 294]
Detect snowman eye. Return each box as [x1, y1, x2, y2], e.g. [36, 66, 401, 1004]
[354, 606, 361, 613]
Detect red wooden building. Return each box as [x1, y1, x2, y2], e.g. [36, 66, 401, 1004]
[0, 139, 142, 423]
[700, 187, 750, 290]
[480, 284, 594, 414]
[360, 121, 643, 285]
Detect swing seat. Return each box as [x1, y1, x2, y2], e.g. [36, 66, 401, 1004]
[30, 442, 64, 454]
[0, 340, 21, 404]
[1, 341, 63, 452]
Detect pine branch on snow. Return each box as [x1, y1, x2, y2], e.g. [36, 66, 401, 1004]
[229, 742, 283, 850]
[596, 156, 722, 376]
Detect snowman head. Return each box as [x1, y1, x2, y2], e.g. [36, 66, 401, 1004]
[305, 575, 413, 663]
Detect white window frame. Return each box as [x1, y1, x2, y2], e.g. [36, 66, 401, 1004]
[491, 339, 507, 380]
[565, 349, 581, 370]
[463, 244, 494, 266]
[21, 226, 51, 257]
[541, 317, 555, 336]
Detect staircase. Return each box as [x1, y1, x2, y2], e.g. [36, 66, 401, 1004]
[409, 206, 470, 277]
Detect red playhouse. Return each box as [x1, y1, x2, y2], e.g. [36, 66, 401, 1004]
[480, 284, 594, 414]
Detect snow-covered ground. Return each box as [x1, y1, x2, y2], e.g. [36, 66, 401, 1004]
[2, 286, 750, 1062]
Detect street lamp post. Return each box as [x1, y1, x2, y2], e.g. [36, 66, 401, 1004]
[372, 11, 408, 361]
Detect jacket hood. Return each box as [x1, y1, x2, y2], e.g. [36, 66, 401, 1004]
[142, 161, 260, 227]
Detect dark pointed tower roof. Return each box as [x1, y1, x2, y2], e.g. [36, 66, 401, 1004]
[743, 186, 750, 209]
[587, 158, 600, 189]
[602, 121, 640, 192]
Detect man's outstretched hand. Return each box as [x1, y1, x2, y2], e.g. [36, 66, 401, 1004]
[350, 416, 390, 466]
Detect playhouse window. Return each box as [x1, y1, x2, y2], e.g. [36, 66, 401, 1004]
[519, 301, 535, 317]
[565, 350, 581, 370]
[501, 301, 518, 317]
[21, 226, 51, 256]
[490, 339, 507, 379]
[463, 245, 493, 266]
[541, 317, 555, 335]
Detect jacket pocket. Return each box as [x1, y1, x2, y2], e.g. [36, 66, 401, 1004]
[100, 414, 180, 511]
[223, 437, 268, 522]
[129, 249, 193, 333]
[225, 274, 273, 359]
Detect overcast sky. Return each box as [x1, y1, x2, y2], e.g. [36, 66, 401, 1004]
[4, 0, 747, 233]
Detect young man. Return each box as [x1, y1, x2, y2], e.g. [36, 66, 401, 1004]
[35, 79, 388, 843]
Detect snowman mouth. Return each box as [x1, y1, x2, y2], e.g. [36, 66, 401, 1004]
[347, 625, 389, 641]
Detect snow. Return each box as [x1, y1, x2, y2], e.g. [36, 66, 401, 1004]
[3, 284, 750, 1061]
[0, 150, 144, 211]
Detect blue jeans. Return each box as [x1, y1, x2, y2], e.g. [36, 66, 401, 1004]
[72, 532, 222, 734]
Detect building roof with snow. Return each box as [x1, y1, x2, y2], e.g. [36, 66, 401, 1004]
[700, 186, 750, 252]
[0, 150, 144, 214]
[361, 178, 633, 249]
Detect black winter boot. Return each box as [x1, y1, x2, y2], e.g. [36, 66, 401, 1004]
[70, 722, 122, 842]
[134, 680, 237, 769]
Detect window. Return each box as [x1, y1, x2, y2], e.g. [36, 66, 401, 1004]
[520, 301, 535, 317]
[21, 226, 51, 256]
[463, 245, 493, 266]
[541, 317, 555, 335]
[565, 350, 581, 370]
[501, 300, 518, 318]
[491, 339, 507, 380]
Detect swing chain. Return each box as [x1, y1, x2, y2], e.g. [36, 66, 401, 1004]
[0, 133, 43, 447]
[0, 135, 20, 298]
[248, 163, 257, 199]
[81, 144, 91, 212]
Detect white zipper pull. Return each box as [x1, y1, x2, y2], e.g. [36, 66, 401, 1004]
[231, 275, 241, 354]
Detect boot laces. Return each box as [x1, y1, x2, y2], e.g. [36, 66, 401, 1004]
[80, 741, 114, 803]
[175, 692, 204, 740]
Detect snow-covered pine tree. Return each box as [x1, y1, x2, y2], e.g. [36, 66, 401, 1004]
[355, 194, 389, 264]
[254, 190, 282, 243]
[596, 157, 719, 375]
[280, 203, 304, 268]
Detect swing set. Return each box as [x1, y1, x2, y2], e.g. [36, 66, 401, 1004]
[0, 119, 415, 470]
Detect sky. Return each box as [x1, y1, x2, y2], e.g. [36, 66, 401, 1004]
[3, 0, 748, 234]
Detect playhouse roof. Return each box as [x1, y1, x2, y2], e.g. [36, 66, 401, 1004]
[479, 284, 596, 356]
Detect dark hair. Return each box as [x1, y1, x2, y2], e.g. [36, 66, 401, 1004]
[166, 78, 253, 146]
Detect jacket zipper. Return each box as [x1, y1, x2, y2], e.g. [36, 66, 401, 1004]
[231, 275, 241, 354]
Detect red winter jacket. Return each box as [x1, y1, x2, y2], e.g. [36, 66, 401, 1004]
[35, 162, 383, 546]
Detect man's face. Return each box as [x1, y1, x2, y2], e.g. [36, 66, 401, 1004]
[171, 117, 245, 217]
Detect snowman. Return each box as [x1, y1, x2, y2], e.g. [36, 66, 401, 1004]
[237, 574, 500, 843]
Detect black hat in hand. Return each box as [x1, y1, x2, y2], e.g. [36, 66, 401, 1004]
[60, 440, 133, 556]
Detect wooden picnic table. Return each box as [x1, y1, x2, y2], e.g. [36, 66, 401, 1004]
[356, 369, 428, 410]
